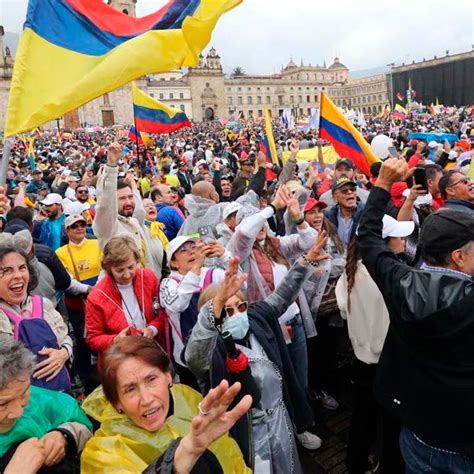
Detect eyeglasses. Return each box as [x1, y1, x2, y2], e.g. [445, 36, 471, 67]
[447, 177, 470, 188]
[337, 187, 357, 195]
[70, 221, 86, 229]
[224, 301, 248, 317]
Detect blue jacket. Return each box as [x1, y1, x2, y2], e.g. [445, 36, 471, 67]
[33, 215, 66, 251]
[155, 203, 185, 241]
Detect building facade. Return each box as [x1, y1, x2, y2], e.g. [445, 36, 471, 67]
[1, 0, 471, 131]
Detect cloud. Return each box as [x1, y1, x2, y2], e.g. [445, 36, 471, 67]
[2, 0, 473, 74]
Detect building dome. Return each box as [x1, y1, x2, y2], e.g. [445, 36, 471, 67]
[328, 57, 348, 70]
[284, 59, 298, 70]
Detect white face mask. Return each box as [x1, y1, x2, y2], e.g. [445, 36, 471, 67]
[222, 311, 250, 340]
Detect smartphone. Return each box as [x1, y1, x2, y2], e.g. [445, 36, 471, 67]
[413, 167, 428, 192]
[198, 225, 214, 244]
[387, 146, 398, 158]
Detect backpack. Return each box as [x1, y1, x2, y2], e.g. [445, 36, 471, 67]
[1, 295, 71, 393]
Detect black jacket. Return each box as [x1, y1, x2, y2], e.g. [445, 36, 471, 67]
[358, 186, 474, 456]
[35, 243, 71, 291]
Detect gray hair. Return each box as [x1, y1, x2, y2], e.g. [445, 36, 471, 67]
[0, 338, 35, 389]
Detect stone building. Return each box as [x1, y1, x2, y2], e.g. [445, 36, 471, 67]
[2, 0, 469, 131]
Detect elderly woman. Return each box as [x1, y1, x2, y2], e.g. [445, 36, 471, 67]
[86, 236, 165, 367]
[0, 246, 73, 393]
[160, 236, 231, 388]
[81, 336, 251, 473]
[186, 233, 329, 472]
[0, 338, 92, 473]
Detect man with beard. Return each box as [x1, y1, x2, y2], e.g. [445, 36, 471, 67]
[93, 144, 165, 278]
[32, 193, 66, 250]
[325, 178, 365, 249]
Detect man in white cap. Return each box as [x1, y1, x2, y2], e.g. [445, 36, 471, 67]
[32, 193, 65, 250]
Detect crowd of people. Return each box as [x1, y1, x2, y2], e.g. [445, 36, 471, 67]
[0, 105, 473, 473]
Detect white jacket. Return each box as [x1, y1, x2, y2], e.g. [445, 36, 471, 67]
[336, 261, 389, 364]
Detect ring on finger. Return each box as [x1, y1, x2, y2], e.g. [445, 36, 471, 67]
[198, 401, 210, 416]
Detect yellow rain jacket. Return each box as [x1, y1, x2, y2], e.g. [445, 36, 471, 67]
[81, 384, 250, 473]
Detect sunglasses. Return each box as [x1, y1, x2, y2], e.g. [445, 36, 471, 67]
[76, 189, 88, 194]
[448, 177, 470, 188]
[70, 221, 86, 229]
[224, 301, 248, 317]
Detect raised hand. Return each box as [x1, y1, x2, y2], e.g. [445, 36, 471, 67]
[306, 230, 330, 263]
[376, 157, 410, 191]
[172, 380, 252, 473]
[107, 142, 122, 166]
[289, 140, 300, 155]
[213, 257, 247, 319]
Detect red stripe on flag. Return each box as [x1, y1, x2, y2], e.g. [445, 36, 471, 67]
[135, 117, 191, 134]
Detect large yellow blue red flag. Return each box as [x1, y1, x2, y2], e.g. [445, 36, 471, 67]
[5, 0, 241, 137]
[319, 92, 379, 176]
[132, 82, 191, 134]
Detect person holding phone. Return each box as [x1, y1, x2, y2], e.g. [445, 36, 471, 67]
[85, 236, 165, 369]
[159, 236, 232, 389]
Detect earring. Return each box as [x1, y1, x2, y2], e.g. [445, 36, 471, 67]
[117, 408, 124, 414]
[168, 382, 173, 389]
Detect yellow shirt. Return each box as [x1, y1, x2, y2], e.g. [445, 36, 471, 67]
[56, 239, 102, 286]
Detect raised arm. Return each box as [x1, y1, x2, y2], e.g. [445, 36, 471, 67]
[92, 144, 121, 246]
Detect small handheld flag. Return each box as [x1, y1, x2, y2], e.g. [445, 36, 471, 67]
[132, 82, 191, 135]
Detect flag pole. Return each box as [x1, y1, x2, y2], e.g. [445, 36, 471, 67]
[0, 137, 14, 186]
[133, 114, 142, 172]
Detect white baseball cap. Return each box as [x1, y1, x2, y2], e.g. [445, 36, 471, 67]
[41, 193, 63, 206]
[223, 202, 242, 220]
[382, 215, 415, 239]
[167, 235, 198, 264]
[65, 213, 87, 228]
[428, 141, 441, 149]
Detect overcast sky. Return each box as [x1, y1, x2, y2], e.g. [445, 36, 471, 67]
[2, 0, 473, 74]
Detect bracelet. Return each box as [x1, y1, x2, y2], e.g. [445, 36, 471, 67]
[268, 203, 277, 214]
[106, 163, 118, 168]
[294, 215, 305, 225]
[302, 253, 320, 267]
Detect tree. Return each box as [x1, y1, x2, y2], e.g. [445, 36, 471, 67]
[231, 67, 246, 77]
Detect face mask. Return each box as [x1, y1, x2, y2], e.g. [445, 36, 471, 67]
[222, 311, 250, 340]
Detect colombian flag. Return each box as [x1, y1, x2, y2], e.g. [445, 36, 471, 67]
[319, 92, 379, 176]
[132, 82, 191, 134]
[128, 126, 154, 148]
[5, 0, 241, 137]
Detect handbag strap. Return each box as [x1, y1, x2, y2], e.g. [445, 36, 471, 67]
[66, 244, 82, 281]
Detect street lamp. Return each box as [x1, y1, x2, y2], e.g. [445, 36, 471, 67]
[386, 63, 395, 109]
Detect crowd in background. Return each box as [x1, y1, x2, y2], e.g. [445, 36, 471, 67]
[0, 105, 473, 473]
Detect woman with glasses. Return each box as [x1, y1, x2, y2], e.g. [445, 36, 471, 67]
[159, 236, 232, 389]
[185, 233, 329, 473]
[56, 214, 102, 392]
[85, 236, 165, 369]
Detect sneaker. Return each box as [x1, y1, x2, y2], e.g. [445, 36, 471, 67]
[313, 389, 339, 410]
[296, 431, 322, 450]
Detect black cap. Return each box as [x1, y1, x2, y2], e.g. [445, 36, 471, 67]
[334, 158, 355, 170]
[331, 177, 357, 193]
[420, 210, 474, 255]
[4, 218, 31, 235]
